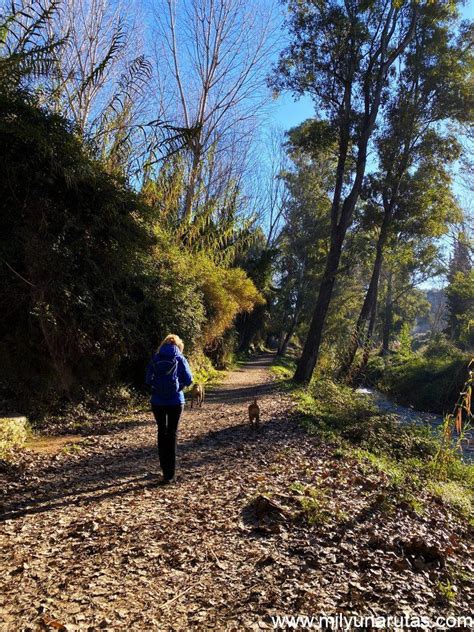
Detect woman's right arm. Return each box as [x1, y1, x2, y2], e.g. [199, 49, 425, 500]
[145, 359, 154, 386]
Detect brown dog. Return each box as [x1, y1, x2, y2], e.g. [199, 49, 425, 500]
[248, 399, 260, 429]
[190, 383, 204, 408]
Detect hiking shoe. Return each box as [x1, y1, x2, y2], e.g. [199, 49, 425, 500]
[144, 472, 160, 480]
[160, 476, 177, 486]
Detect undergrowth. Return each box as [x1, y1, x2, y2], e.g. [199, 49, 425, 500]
[0, 416, 31, 460]
[20, 353, 227, 438]
[365, 345, 470, 415]
[271, 356, 473, 520]
[188, 352, 226, 387]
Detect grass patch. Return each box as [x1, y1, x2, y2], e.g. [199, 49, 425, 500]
[270, 355, 296, 381]
[354, 449, 428, 515]
[298, 377, 437, 461]
[428, 480, 473, 519]
[436, 580, 457, 604]
[62, 441, 84, 454]
[354, 449, 409, 488]
[290, 482, 348, 525]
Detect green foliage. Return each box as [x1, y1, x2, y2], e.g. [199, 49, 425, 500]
[355, 448, 472, 518]
[436, 579, 457, 604]
[398, 323, 414, 359]
[0, 417, 30, 459]
[285, 119, 337, 159]
[368, 350, 470, 414]
[143, 157, 258, 267]
[0, 0, 472, 437]
[271, 0, 471, 384]
[269, 122, 334, 353]
[197, 255, 264, 347]
[0, 90, 262, 415]
[186, 352, 224, 387]
[447, 269, 474, 348]
[0, 0, 65, 93]
[0, 91, 152, 411]
[272, 357, 439, 460]
[430, 359, 473, 483]
[354, 450, 410, 489]
[273, 357, 473, 518]
[290, 482, 348, 525]
[270, 356, 296, 381]
[423, 334, 463, 360]
[0, 5, 265, 417]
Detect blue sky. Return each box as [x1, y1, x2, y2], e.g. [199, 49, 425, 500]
[271, 92, 314, 131]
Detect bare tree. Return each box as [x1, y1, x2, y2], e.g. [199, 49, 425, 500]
[36, 0, 155, 173]
[261, 127, 289, 248]
[153, 0, 277, 223]
[43, 0, 131, 126]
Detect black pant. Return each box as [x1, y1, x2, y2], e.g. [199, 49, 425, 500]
[152, 405, 184, 480]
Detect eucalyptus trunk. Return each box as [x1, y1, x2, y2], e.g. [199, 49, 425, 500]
[338, 209, 391, 380]
[382, 271, 393, 355]
[354, 290, 378, 382]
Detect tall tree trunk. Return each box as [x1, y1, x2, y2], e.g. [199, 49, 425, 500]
[277, 326, 295, 357]
[354, 288, 378, 382]
[293, 230, 345, 382]
[182, 143, 202, 223]
[293, 109, 378, 384]
[292, 10, 417, 385]
[338, 210, 391, 379]
[277, 301, 302, 356]
[293, 68, 382, 383]
[276, 330, 286, 355]
[382, 270, 393, 355]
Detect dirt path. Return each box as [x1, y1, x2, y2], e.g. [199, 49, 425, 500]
[1, 355, 471, 630]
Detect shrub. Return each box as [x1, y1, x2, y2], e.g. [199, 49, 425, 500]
[300, 377, 438, 460]
[379, 353, 469, 414]
[197, 255, 264, 347]
[423, 334, 463, 360]
[0, 93, 151, 412]
[0, 417, 30, 459]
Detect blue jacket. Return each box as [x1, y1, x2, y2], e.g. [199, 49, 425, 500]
[146, 343, 193, 406]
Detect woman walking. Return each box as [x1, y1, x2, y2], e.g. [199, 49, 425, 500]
[146, 334, 193, 484]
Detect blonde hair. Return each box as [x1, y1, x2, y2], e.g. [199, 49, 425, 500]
[158, 334, 184, 353]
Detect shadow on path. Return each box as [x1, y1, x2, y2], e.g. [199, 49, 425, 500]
[1, 354, 300, 522]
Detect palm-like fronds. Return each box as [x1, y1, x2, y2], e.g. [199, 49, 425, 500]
[179, 183, 258, 266]
[92, 53, 152, 172]
[0, 0, 64, 90]
[79, 17, 127, 94]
